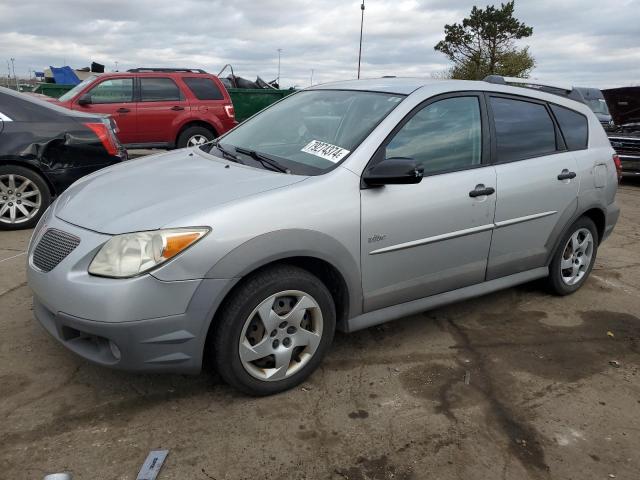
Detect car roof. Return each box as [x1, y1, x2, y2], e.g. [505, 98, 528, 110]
[308, 77, 595, 115]
[0, 86, 105, 120]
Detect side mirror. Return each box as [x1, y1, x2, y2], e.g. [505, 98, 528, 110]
[363, 158, 424, 186]
[77, 93, 92, 106]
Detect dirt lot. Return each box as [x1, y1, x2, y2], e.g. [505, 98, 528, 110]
[1, 180, 639, 480]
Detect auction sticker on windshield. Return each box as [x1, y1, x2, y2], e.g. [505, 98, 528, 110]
[301, 140, 350, 163]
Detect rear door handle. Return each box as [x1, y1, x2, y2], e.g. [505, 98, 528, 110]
[116, 107, 130, 113]
[171, 105, 185, 111]
[469, 185, 495, 197]
[557, 169, 577, 180]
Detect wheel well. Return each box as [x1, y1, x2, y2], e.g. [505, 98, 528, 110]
[203, 256, 350, 371]
[582, 208, 605, 243]
[0, 161, 56, 196]
[176, 121, 217, 144]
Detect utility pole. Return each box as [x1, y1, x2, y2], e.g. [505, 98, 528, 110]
[310, 69, 314, 86]
[277, 48, 282, 87]
[115, 61, 118, 72]
[10, 57, 17, 89]
[357, 0, 365, 79]
[6, 60, 10, 88]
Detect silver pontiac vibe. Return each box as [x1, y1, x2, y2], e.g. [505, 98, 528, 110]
[27, 78, 619, 395]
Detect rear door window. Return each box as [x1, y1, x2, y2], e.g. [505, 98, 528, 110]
[490, 96, 557, 162]
[88, 78, 134, 104]
[183, 77, 224, 100]
[140, 77, 182, 102]
[550, 104, 588, 150]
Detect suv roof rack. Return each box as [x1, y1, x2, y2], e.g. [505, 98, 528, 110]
[127, 68, 208, 74]
[483, 75, 583, 102]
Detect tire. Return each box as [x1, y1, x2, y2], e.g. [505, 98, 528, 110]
[0, 165, 51, 231]
[546, 216, 599, 295]
[176, 126, 215, 149]
[213, 265, 336, 396]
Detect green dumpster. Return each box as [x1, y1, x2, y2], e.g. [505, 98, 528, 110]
[228, 88, 295, 122]
[33, 83, 75, 98]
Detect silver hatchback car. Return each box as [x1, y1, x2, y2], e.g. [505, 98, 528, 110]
[27, 78, 619, 395]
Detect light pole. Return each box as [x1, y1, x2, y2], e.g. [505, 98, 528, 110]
[277, 48, 282, 87]
[310, 69, 314, 86]
[357, 0, 365, 79]
[10, 57, 17, 89]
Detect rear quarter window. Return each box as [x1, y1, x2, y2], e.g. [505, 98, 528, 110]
[183, 77, 224, 100]
[550, 104, 588, 150]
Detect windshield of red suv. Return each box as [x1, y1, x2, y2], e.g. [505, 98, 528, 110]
[204, 90, 404, 175]
[58, 74, 99, 102]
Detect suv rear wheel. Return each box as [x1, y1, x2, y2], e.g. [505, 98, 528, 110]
[213, 265, 336, 396]
[0, 166, 51, 231]
[177, 125, 215, 148]
[546, 216, 598, 295]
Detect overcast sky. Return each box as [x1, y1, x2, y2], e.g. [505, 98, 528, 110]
[0, 0, 638, 89]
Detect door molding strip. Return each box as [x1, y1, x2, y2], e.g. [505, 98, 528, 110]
[369, 211, 557, 255]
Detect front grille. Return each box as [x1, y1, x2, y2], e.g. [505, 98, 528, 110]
[609, 136, 640, 155]
[32, 228, 81, 272]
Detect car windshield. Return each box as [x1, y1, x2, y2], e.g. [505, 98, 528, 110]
[584, 98, 610, 115]
[58, 75, 99, 102]
[204, 90, 404, 174]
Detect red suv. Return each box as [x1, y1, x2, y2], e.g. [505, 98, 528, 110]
[53, 68, 237, 149]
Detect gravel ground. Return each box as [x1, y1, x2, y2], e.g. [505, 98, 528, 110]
[1, 178, 639, 480]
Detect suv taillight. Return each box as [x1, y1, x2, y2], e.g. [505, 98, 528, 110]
[224, 105, 235, 119]
[612, 154, 622, 183]
[84, 120, 122, 157]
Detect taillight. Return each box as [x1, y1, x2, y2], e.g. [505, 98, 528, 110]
[224, 105, 235, 119]
[612, 154, 622, 183]
[84, 121, 120, 156]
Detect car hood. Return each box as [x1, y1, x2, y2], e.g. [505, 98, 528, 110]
[54, 149, 307, 234]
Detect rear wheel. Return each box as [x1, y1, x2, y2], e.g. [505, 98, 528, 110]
[212, 265, 336, 396]
[0, 166, 51, 230]
[546, 216, 598, 295]
[177, 126, 215, 149]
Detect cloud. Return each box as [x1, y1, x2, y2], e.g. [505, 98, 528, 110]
[0, 0, 638, 88]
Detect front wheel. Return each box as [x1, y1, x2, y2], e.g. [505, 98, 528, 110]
[212, 265, 336, 396]
[546, 216, 598, 295]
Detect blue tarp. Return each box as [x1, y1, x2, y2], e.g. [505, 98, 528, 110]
[49, 66, 80, 85]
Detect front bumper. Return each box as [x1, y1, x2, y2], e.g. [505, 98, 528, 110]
[27, 214, 236, 373]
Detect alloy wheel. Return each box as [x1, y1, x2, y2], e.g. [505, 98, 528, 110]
[187, 134, 209, 147]
[560, 227, 594, 285]
[0, 174, 42, 225]
[239, 290, 323, 381]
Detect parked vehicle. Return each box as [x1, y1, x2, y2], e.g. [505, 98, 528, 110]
[49, 68, 237, 149]
[484, 76, 615, 130]
[608, 132, 640, 177]
[27, 78, 619, 395]
[0, 87, 125, 230]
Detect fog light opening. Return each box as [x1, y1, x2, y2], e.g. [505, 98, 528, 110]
[109, 340, 122, 361]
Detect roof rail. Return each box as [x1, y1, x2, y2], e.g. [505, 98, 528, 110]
[483, 75, 583, 102]
[127, 68, 208, 74]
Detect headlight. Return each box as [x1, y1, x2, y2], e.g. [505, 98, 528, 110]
[88, 228, 209, 278]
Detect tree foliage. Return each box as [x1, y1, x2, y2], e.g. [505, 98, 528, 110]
[434, 1, 535, 80]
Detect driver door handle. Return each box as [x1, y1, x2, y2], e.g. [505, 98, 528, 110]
[557, 169, 577, 180]
[171, 105, 185, 111]
[116, 107, 130, 113]
[469, 185, 495, 197]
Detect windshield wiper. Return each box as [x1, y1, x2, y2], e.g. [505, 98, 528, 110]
[234, 146, 291, 174]
[212, 142, 244, 164]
